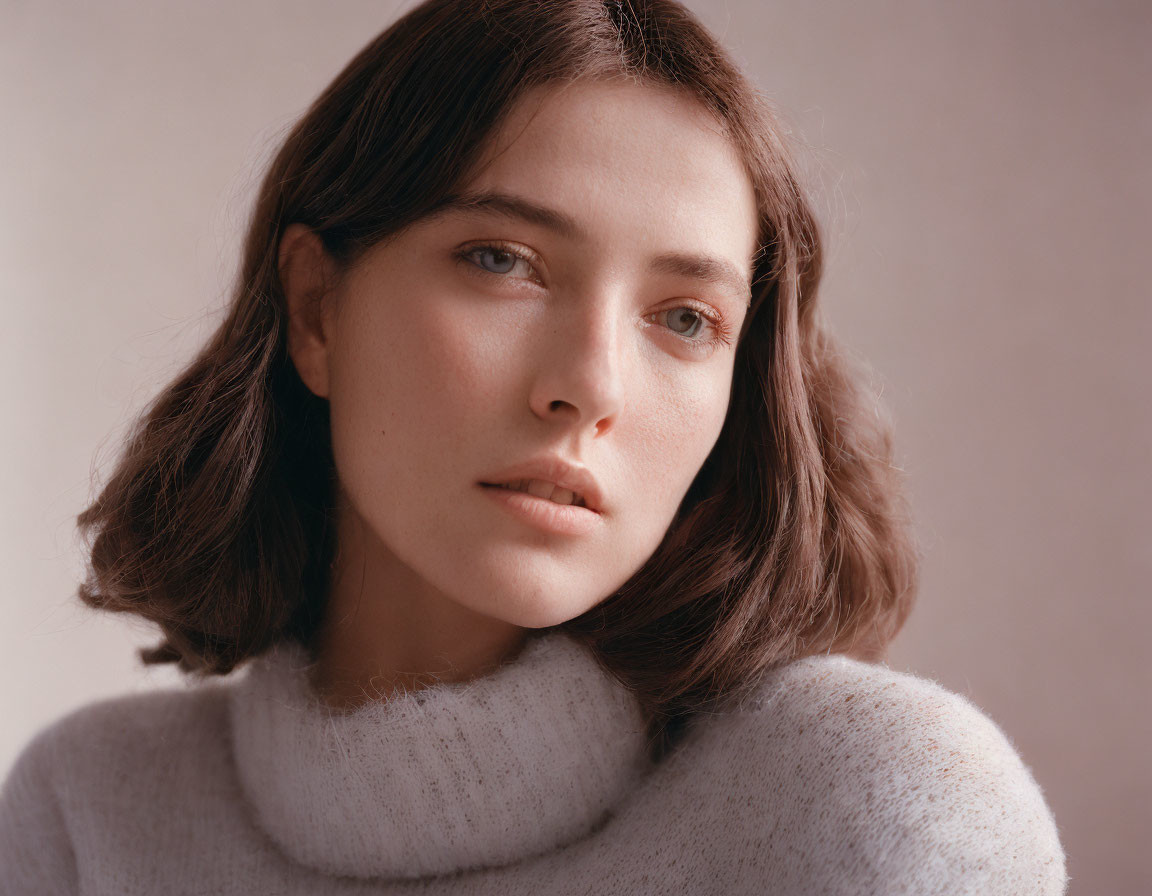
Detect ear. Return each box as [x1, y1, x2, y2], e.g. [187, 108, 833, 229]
[279, 223, 339, 399]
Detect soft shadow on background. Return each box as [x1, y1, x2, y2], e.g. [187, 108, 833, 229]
[1, 2, 1148, 893]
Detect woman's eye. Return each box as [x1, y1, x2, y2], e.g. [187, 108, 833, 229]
[648, 305, 734, 354]
[475, 247, 517, 274]
[659, 307, 706, 339]
[458, 243, 539, 281]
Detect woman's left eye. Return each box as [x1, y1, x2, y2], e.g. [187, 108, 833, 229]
[658, 307, 707, 339]
[649, 306, 731, 351]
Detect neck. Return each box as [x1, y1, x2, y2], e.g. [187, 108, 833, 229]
[309, 496, 529, 709]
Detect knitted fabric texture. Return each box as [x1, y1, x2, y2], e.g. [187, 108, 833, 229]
[0, 631, 1068, 894]
[229, 632, 652, 878]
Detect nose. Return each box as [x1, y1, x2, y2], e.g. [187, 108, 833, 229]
[527, 292, 626, 439]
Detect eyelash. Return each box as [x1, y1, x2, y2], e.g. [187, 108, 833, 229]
[454, 241, 734, 353]
[653, 304, 734, 352]
[455, 240, 544, 286]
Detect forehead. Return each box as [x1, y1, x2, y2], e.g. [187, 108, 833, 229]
[459, 79, 759, 273]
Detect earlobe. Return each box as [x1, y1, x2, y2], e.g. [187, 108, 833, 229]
[279, 223, 337, 399]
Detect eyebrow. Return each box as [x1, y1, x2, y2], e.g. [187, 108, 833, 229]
[439, 190, 583, 240]
[434, 190, 753, 307]
[648, 253, 752, 308]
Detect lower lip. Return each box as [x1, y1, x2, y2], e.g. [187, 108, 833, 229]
[479, 484, 601, 536]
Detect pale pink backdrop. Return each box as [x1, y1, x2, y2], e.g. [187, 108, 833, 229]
[1, 1, 1147, 892]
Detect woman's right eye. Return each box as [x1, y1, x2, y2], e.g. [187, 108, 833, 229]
[457, 243, 541, 283]
[473, 247, 517, 274]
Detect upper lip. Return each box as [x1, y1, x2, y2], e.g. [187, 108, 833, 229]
[480, 456, 605, 513]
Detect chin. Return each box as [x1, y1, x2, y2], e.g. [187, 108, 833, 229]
[506, 602, 590, 630]
[470, 577, 606, 630]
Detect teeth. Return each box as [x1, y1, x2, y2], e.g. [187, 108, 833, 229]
[526, 479, 555, 500]
[499, 478, 583, 507]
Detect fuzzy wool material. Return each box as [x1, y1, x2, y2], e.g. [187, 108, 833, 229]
[0, 630, 1067, 894]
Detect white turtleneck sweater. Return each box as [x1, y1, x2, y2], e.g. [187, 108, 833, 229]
[0, 630, 1066, 894]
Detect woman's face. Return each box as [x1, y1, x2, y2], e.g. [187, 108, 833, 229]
[314, 80, 757, 629]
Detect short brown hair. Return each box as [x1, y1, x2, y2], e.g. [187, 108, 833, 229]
[77, 0, 918, 759]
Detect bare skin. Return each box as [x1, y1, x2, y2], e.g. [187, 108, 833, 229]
[279, 79, 757, 709]
[306, 504, 529, 707]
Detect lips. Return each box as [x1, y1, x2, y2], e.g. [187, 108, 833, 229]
[489, 479, 588, 508]
[479, 481, 601, 536]
[479, 456, 605, 514]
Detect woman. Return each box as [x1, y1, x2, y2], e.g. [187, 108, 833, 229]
[0, 0, 1066, 892]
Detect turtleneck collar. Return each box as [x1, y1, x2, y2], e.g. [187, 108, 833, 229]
[227, 630, 653, 881]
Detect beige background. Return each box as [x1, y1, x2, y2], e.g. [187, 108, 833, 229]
[1, 1, 1148, 892]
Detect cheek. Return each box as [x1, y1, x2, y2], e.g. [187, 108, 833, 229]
[324, 290, 522, 491]
[332, 288, 491, 406]
[631, 367, 734, 515]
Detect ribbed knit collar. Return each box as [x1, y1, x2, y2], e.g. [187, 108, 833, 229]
[227, 630, 653, 881]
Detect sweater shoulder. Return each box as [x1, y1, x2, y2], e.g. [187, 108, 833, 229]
[741, 654, 1053, 792]
[732, 653, 1026, 763]
[694, 654, 1068, 895]
[0, 679, 232, 891]
[5, 677, 231, 790]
